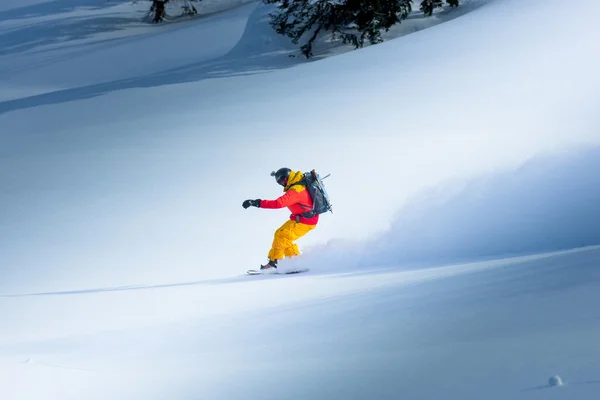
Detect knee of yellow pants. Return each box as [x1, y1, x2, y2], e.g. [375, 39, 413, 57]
[269, 235, 291, 260]
[268, 221, 315, 260]
[283, 244, 300, 257]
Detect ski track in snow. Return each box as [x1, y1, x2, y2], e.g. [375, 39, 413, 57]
[1, 245, 596, 298]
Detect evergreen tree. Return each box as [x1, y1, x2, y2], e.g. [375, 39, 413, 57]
[265, 0, 460, 58]
[420, 0, 458, 16]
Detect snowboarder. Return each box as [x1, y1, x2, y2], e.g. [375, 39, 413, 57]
[242, 168, 319, 270]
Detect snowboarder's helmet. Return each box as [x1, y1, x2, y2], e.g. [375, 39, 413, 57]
[272, 167, 291, 187]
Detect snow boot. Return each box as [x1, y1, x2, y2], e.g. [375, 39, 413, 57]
[260, 259, 278, 270]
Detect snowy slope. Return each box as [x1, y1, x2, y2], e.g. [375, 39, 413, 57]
[1, 247, 600, 399]
[0, 0, 258, 99]
[2, 0, 599, 292]
[1, 0, 600, 398]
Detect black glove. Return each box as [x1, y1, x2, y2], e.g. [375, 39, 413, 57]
[242, 199, 261, 209]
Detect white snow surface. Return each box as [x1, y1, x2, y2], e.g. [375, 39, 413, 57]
[1, 0, 600, 398]
[2, 247, 600, 399]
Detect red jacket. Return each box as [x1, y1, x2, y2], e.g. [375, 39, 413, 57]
[260, 171, 319, 225]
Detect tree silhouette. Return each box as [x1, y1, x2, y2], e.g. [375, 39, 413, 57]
[265, 0, 460, 58]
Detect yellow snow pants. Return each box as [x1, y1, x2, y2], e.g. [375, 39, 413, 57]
[268, 220, 316, 261]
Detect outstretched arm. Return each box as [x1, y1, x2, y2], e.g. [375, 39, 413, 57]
[260, 190, 302, 209]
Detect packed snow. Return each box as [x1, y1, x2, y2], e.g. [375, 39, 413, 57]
[1, 0, 599, 398]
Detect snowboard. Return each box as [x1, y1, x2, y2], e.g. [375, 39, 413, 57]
[247, 268, 310, 275]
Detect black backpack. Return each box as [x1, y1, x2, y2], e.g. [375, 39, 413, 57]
[292, 170, 333, 218]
